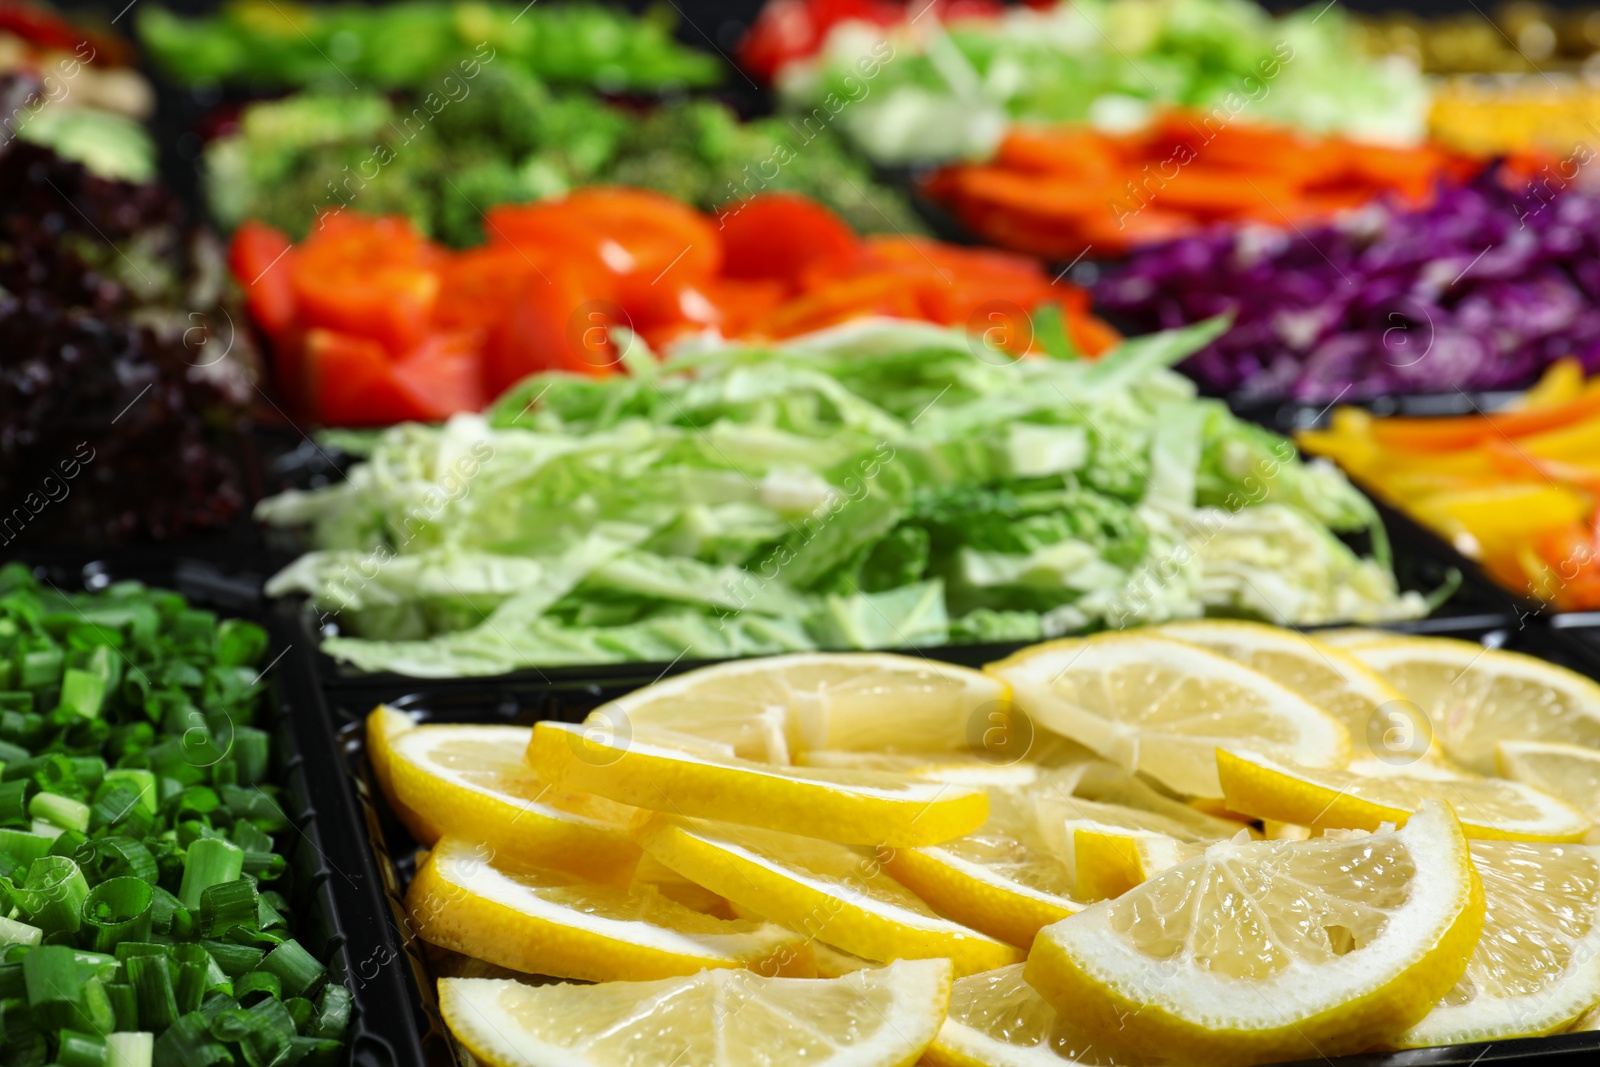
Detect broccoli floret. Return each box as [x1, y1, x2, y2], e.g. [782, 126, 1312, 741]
[431, 64, 549, 158]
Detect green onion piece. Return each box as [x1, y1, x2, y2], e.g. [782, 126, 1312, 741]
[221, 785, 289, 831]
[17, 855, 89, 934]
[241, 996, 298, 1066]
[281, 995, 314, 1032]
[233, 969, 280, 1006]
[257, 895, 287, 931]
[105, 1031, 154, 1067]
[30, 818, 63, 840]
[124, 954, 179, 1032]
[229, 820, 272, 854]
[67, 756, 106, 792]
[170, 907, 196, 940]
[177, 839, 243, 908]
[197, 878, 258, 939]
[56, 1027, 108, 1067]
[231, 728, 271, 788]
[310, 983, 352, 1040]
[59, 668, 108, 720]
[49, 827, 90, 856]
[0, 848, 18, 879]
[0, 777, 32, 823]
[0, 915, 41, 948]
[74, 836, 158, 885]
[18, 647, 63, 689]
[105, 981, 139, 1030]
[114, 942, 169, 961]
[0, 737, 27, 762]
[148, 886, 182, 934]
[100, 770, 157, 815]
[200, 940, 264, 978]
[0, 959, 20, 996]
[0, 826, 52, 865]
[0, 999, 48, 1063]
[152, 1010, 231, 1067]
[256, 939, 325, 999]
[174, 957, 207, 1016]
[89, 784, 144, 830]
[82, 877, 155, 953]
[22, 944, 89, 1032]
[28, 791, 89, 832]
[215, 620, 268, 668]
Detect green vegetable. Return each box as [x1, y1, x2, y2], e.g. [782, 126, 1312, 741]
[259, 319, 1425, 675]
[138, 0, 721, 91]
[0, 568, 350, 1062]
[203, 69, 924, 244]
[781, 0, 1430, 163]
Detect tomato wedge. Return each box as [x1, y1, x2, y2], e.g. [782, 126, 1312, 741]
[227, 221, 297, 339]
[718, 193, 862, 289]
[290, 214, 442, 356]
[484, 265, 624, 393]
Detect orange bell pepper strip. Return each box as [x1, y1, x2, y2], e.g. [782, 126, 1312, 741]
[1366, 393, 1600, 452]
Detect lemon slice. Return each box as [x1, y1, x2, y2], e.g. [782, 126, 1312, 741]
[387, 723, 640, 880]
[988, 634, 1349, 798]
[925, 964, 1153, 1067]
[1311, 627, 1398, 648]
[1072, 826, 1204, 902]
[1498, 740, 1600, 822]
[406, 836, 810, 983]
[438, 958, 953, 1067]
[629, 853, 732, 918]
[1397, 840, 1600, 1047]
[1348, 638, 1600, 773]
[638, 815, 1025, 976]
[797, 750, 1048, 788]
[528, 721, 987, 847]
[1025, 801, 1484, 1063]
[1218, 748, 1592, 841]
[585, 652, 1008, 763]
[813, 941, 880, 977]
[1155, 620, 1435, 769]
[367, 705, 440, 841]
[882, 788, 1084, 948]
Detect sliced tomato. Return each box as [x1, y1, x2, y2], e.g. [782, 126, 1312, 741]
[718, 193, 862, 288]
[484, 266, 624, 394]
[391, 331, 488, 418]
[436, 245, 548, 331]
[307, 330, 432, 427]
[227, 221, 298, 339]
[290, 213, 443, 357]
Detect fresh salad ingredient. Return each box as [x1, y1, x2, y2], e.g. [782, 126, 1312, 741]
[138, 0, 721, 91]
[1296, 364, 1600, 608]
[1498, 741, 1600, 822]
[256, 318, 1422, 675]
[205, 72, 926, 247]
[1429, 75, 1600, 155]
[1395, 840, 1600, 1047]
[0, 138, 258, 548]
[1345, 636, 1600, 772]
[0, 0, 152, 118]
[1025, 802, 1483, 1063]
[232, 194, 1113, 427]
[924, 113, 1544, 261]
[0, 564, 351, 1063]
[1097, 173, 1600, 402]
[438, 961, 953, 1067]
[763, 0, 1428, 164]
[987, 632, 1349, 798]
[374, 631, 1600, 1065]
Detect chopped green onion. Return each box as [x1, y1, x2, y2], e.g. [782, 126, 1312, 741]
[59, 668, 108, 719]
[310, 983, 352, 1040]
[17, 856, 89, 934]
[28, 791, 90, 833]
[0, 914, 42, 948]
[82, 877, 155, 953]
[74, 836, 158, 885]
[148, 887, 182, 935]
[255, 939, 325, 999]
[234, 969, 280, 1006]
[30, 817, 63, 839]
[231, 728, 271, 788]
[100, 770, 157, 815]
[24, 945, 111, 1034]
[152, 1010, 232, 1067]
[124, 954, 179, 1032]
[0, 777, 32, 823]
[221, 785, 289, 831]
[0, 960, 21, 996]
[106, 982, 139, 1030]
[197, 878, 258, 939]
[0, 826, 53, 865]
[200, 939, 264, 978]
[177, 839, 243, 909]
[56, 1027, 108, 1067]
[105, 1031, 154, 1067]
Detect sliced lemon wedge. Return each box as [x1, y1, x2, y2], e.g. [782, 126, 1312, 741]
[988, 633, 1349, 798]
[438, 957, 953, 1067]
[1218, 747, 1591, 841]
[406, 836, 810, 982]
[1025, 801, 1484, 1064]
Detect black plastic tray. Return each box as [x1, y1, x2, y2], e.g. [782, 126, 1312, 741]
[319, 618, 1600, 1067]
[11, 554, 420, 1067]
